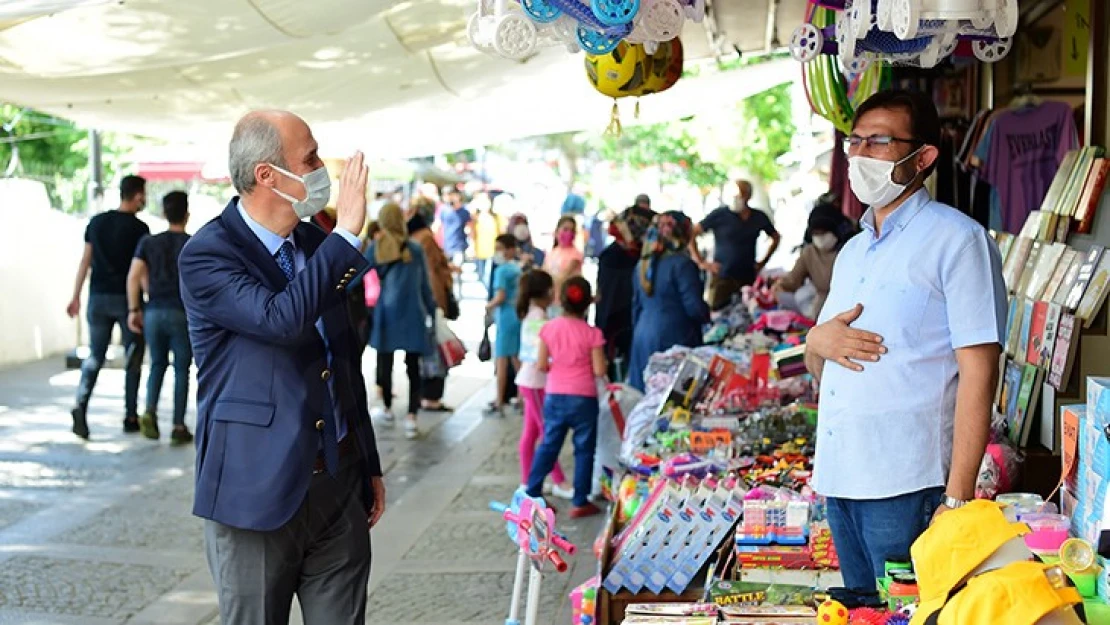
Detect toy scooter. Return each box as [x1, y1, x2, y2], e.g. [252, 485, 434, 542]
[491, 489, 578, 625]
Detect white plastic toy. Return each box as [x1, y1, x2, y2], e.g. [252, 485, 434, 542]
[883, 0, 1018, 40]
[468, 0, 539, 60]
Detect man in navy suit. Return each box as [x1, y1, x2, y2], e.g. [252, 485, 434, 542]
[179, 110, 384, 625]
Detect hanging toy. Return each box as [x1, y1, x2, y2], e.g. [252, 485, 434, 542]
[468, 0, 539, 60]
[882, 0, 1018, 41]
[639, 37, 684, 96]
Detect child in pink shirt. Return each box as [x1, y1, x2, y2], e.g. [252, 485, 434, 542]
[515, 269, 572, 499]
[526, 276, 608, 518]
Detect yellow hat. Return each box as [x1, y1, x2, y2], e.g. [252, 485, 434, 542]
[912, 561, 1081, 625]
[911, 500, 1030, 608]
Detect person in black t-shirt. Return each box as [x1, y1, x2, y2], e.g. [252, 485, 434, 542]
[127, 191, 194, 445]
[689, 179, 782, 311]
[66, 175, 150, 439]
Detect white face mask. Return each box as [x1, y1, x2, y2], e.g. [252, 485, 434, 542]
[513, 224, 530, 242]
[270, 164, 332, 219]
[812, 232, 838, 251]
[493, 251, 508, 264]
[848, 148, 923, 209]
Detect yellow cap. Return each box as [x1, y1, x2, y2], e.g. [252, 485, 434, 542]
[910, 500, 1030, 606]
[912, 561, 1081, 625]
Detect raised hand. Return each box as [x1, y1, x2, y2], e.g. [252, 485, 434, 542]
[336, 151, 368, 237]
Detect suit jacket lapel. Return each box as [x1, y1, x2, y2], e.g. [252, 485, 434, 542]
[221, 199, 290, 290]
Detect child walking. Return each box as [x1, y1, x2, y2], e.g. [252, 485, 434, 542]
[526, 276, 608, 518]
[485, 234, 523, 416]
[515, 269, 574, 500]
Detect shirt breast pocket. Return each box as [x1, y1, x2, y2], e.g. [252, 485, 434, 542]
[860, 281, 930, 347]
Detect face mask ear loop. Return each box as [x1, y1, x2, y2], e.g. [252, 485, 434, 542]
[893, 145, 927, 185]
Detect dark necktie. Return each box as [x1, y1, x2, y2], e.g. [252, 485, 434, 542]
[275, 241, 295, 281]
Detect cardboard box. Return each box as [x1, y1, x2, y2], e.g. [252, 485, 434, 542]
[1089, 377, 1110, 429]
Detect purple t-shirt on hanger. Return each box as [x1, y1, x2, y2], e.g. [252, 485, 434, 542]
[978, 101, 1078, 234]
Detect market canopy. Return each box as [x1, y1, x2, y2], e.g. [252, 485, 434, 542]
[0, 0, 803, 156]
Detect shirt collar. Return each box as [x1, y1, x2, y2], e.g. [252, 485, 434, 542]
[237, 199, 295, 256]
[859, 188, 930, 239]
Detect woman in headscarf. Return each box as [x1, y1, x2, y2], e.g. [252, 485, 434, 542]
[627, 211, 710, 392]
[773, 200, 854, 319]
[507, 212, 545, 270]
[596, 205, 654, 381]
[405, 200, 457, 413]
[362, 203, 438, 439]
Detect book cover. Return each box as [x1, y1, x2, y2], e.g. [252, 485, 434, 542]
[1054, 252, 1086, 307]
[1065, 246, 1106, 311]
[1026, 301, 1048, 366]
[1016, 298, 1035, 365]
[1024, 242, 1066, 301]
[1004, 297, 1022, 358]
[1006, 297, 1027, 358]
[1049, 313, 1080, 390]
[1015, 242, 1043, 299]
[1039, 150, 1080, 215]
[1039, 302, 1064, 367]
[996, 232, 1016, 267]
[1044, 248, 1078, 303]
[1076, 253, 1110, 328]
[1003, 237, 1034, 292]
[999, 358, 1024, 417]
[1020, 211, 1045, 239]
[1076, 158, 1110, 234]
[1058, 148, 1098, 218]
[1011, 364, 1043, 447]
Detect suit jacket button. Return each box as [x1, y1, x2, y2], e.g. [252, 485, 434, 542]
[315, 419, 325, 431]
[336, 285, 344, 291]
[321, 368, 332, 381]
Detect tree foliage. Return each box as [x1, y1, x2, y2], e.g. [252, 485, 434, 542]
[0, 103, 137, 213]
[590, 121, 726, 191]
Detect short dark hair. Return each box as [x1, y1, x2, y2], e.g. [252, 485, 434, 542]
[120, 175, 146, 201]
[495, 234, 518, 249]
[852, 89, 941, 177]
[560, 276, 593, 318]
[162, 191, 189, 224]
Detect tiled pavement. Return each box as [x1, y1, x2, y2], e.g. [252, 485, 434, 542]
[0, 346, 602, 625]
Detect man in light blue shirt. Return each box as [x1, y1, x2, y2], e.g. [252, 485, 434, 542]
[805, 90, 1007, 593]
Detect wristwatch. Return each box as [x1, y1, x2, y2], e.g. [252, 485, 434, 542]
[942, 495, 969, 509]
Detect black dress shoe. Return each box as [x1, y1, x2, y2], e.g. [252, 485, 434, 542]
[123, 417, 141, 433]
[71, 408, 90, 440]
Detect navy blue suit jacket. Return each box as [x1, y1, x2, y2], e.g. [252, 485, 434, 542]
[180, 199, 381, 531]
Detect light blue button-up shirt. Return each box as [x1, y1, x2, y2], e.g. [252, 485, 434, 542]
[237, 201, 361, 441]
[812, 189, 1007, 499]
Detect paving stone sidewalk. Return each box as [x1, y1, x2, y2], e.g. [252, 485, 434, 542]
[0, 355, 602, 625]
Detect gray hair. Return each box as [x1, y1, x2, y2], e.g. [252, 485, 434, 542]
[229, 114, 287, 195]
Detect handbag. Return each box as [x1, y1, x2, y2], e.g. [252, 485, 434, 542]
[477, 323, 493, 362]
[435, 311, 467, 368]
[444, 290, 461, 321]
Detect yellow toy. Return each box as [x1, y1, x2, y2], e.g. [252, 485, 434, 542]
[584, 40, 646, 99]
[817, 599, 849, 625]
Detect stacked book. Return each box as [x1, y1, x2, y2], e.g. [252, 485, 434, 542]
[1030, 146, 1108, 242]
[994, 215, 1110, 447]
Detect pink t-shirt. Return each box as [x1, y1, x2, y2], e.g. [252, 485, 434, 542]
[540, 316, 605, 397]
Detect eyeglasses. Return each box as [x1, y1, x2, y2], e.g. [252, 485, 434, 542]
[845, 134, 923, 149]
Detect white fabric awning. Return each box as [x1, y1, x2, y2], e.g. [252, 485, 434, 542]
[0, 0, 804, 155]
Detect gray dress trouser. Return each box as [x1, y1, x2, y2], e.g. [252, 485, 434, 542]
[204, 453, 370, 625]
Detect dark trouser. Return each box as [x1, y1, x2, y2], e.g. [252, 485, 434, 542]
[204, 453, 370, 625]
[708, 275, 753, 311]
[76, 293, 143, 417]
[144, 307, 192, 427]
[825, 487, 945, 591]
[376, 351, 421, 416]
[526, 394, 599, 507]
[421, 375, 446, 402]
